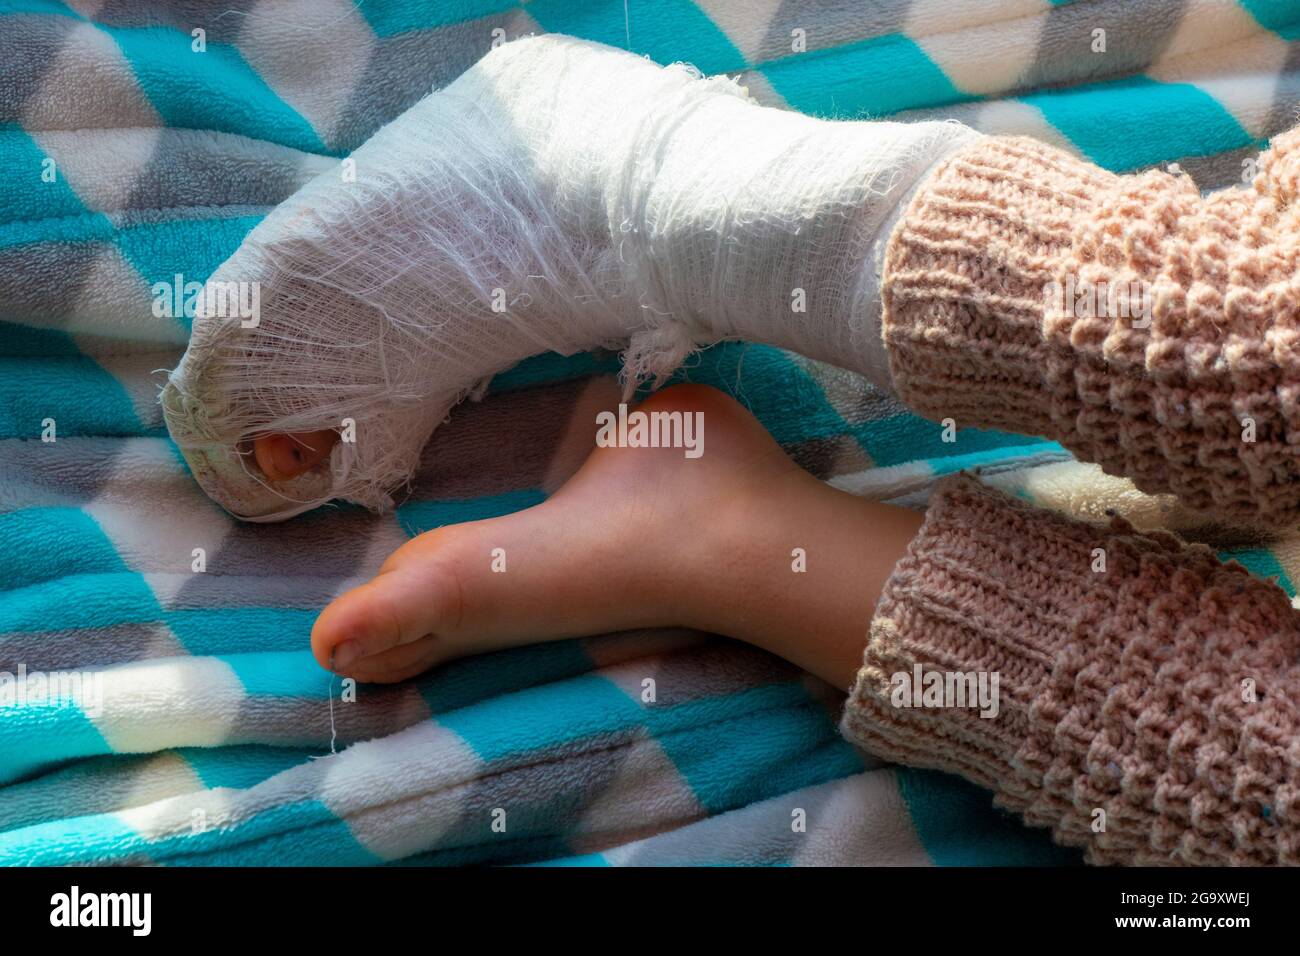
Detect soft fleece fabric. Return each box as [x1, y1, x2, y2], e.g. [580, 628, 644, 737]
[2, 0, 1300, 866]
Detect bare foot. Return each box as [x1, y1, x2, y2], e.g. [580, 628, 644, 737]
[311, 384, 922, 686]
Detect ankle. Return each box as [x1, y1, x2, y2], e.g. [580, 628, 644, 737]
[679, 478, 923, 688]
[672, 466, 817, 637]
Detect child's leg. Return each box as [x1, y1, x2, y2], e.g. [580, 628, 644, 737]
[311, 383, 922, 686]
[311, 383, 1300, 867]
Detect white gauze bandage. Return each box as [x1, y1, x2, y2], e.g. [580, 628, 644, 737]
[162, 34, 977, 521]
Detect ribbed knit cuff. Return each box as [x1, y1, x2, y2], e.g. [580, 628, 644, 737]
[842, 474, 1300, 865]
[881, 136, 1116, 440]
[880, 130, 1300, 522]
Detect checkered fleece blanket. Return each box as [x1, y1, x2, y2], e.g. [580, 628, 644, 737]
[1, 0, 1296, 866]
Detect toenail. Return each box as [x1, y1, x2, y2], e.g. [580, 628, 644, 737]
[333, 640, 362, 670]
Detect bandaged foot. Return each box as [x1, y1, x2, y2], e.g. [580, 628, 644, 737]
[161, 34, 975, 519]
[167, 32, 1300, 523]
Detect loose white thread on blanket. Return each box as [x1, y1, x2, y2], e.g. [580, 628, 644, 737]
[306, 651, 340, 758]
[162, 34, 977, 521]
[308, 654, 340, 758]
[327, 653, 338, 755]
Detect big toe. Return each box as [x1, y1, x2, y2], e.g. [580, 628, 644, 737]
[311, 547, 462, 682]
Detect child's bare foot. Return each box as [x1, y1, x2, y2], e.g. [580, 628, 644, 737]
[311, 384, 923, 686]
[310, 385, 789, 681]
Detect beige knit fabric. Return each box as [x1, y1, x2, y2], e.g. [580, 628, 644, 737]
[842, 474, 1300, 866]
[882, 128, 1300, 523]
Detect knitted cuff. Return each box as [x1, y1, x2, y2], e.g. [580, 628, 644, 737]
[842, 474, 1300, 865]
[881, 131, 1300, 522]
